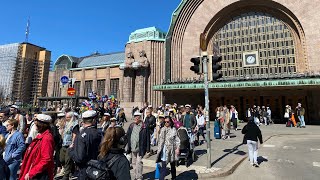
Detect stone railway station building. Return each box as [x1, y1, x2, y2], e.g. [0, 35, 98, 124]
[48, 0, 320, 124]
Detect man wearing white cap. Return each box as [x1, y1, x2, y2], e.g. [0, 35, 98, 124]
[99, 112, 111, 132]
[69, 110, 102, 180]
[181, 104, 197, 147]
[9, 105, 25, 134]
[126, 111, 150, 180]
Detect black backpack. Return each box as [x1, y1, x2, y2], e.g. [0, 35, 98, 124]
[86, 154, 122, 180]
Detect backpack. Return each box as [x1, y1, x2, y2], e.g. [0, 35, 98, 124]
[86, 154, 122, 180]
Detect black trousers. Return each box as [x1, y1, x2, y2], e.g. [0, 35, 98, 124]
[160, 161, 176, 180]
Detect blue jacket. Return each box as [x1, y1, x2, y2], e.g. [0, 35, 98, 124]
[0, 124, 7, 137]
[4, 131, 25, 164]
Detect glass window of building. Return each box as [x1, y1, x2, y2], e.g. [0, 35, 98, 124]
[84, 80, 93, 97]
[212, 12, 297, 79]
[97, 80, 105, 96]
[110, 78, 119, 98]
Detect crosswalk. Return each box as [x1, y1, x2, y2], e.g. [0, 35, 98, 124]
[260, 143, 320, 168]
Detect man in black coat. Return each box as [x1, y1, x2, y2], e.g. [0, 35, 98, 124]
[69, 110, 102, 180]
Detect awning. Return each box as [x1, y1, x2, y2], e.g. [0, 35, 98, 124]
[153, 78, 320, 91]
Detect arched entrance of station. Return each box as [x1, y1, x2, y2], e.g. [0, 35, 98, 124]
[163, 0, 320, 124]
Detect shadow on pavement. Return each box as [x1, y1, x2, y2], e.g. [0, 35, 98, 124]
[257, 156, 268, 165]
[194, 149, 206, 157]
[211, 143, 245, 167]
[177, 170, 199, 180]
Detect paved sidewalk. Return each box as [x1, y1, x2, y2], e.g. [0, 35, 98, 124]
[126, 122, 320, 179]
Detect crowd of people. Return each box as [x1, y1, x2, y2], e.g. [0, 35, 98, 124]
[0, 100, 307, 180]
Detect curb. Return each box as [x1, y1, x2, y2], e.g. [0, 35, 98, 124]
[198, 155, 247, 179]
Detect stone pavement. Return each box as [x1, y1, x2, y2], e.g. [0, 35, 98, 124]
[123, 121, 320, 179]
[215, 134, 320, 180]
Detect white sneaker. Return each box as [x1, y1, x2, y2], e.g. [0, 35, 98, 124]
[55, 167, 65, 177]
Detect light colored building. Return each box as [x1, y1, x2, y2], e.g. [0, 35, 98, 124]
[47, 52, 124, 107]
[0, 42, 51, 105]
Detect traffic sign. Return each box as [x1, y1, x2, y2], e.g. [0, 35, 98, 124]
[67, 87, 76, 96]
[60, 76, 69, 85]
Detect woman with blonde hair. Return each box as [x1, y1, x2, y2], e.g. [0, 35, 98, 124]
[98, 127, 130, 180]
[116, 108, 127, 125]
[0, 134, 10, 180]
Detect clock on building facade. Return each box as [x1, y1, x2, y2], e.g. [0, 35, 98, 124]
[243, 51, 259, 67]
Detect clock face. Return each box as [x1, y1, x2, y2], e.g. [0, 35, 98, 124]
[246, 55, 256, 64]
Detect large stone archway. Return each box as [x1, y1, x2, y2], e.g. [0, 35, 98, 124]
[166, 0, 320, 81]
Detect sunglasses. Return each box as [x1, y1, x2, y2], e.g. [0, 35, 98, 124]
[165, 121, 170, 123]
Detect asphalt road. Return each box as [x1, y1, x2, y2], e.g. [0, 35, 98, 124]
[215, 134, 320, 180]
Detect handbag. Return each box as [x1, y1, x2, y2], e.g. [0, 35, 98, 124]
[284, 112, 289, 118]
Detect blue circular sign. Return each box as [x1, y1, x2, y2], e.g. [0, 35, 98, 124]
[60, 76, 69, 85]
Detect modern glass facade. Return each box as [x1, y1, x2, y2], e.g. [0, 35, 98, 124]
[0, 43, 19, 101]
[212, 12, 296, 79]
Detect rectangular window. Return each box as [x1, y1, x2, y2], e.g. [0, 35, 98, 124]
[97, 79, 106, 96]
[84, 80, 93, 97]
[110, 78, 119, 98]
[74, 81, 80, 96]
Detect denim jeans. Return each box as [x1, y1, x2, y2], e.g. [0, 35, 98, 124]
[247, 140, 258, 165]
[298, 115, 305, 127]
[8, 160, 20, 180]
[263, 117, 268, 125]
[254, 117, 260, 126]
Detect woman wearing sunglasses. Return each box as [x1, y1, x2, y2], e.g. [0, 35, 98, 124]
[156, 116, 180, 180]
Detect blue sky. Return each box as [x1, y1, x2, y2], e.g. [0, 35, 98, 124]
[0, 0, 181, 62]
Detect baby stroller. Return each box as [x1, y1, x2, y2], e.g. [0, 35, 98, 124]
[176, 123, 196, 166]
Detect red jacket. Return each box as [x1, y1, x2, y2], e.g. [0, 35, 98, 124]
[19, 129, 55, 180]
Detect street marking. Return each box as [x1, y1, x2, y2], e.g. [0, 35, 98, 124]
[263, 144, 275, 148]
[310, 148, 320, 152]
[283, 146, 296, 150]
[313, 162, 320, 167]
[142, 159, 221, 173]
[277, 159, 294, 164]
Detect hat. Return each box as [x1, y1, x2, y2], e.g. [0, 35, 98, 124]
[104, 112, 110, 116]
[179, 105, 184, 108]
[148, 105, 153, 108]
[165, 104, 170, 107]
[110, 117, 117, 121]
[36, 114, 52, 123]
[82, 110, 97, 118]
[185, 104, 191, 108]
[158, 113, 165, 118]
[57, 113, 65, 117]
[10, 105, 19, 109]
[133, 111, 142, 116]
